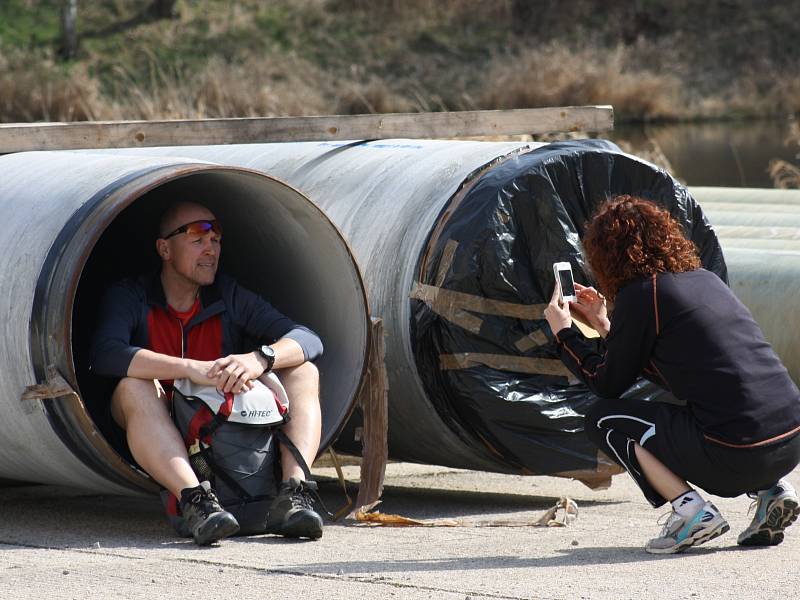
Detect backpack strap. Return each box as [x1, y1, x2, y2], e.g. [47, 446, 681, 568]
[194, 442, 274, 503]
[197, 415, 312, 496]
[274, 429, 313, 481]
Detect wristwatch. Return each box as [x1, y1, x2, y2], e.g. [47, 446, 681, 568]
[257, 344, 276, 372]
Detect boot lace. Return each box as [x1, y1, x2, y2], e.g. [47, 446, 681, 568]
[187, 487, 223, 519]
[289, 480, 332, 517]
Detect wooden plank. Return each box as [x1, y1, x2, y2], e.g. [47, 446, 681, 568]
[0, 106, 613, 153]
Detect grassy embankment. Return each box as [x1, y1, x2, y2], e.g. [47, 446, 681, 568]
[2, 0, 800, 126]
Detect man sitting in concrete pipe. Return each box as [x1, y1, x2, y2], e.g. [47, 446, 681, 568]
[89, 201, 324, 546]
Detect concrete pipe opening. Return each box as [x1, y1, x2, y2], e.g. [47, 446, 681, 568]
[0, 152, 368, 494]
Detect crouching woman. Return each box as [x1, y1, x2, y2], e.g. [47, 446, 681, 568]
[544, 195, 800, 554]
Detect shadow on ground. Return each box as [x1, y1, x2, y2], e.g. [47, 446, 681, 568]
[278, 543, 761, 575]
[0, 479, 621, 552]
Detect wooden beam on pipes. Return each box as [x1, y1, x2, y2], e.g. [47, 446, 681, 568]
[0, 106, 613, 153]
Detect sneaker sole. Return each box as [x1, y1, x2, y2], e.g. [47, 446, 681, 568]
[194, 513, 240, 546]
[646, 521, 730, 555]
[738, 498, 800, 547]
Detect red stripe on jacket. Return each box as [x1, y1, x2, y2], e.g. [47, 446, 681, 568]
[146, 297, 224, 390]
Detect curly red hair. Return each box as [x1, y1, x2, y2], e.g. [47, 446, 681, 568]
[583, 195, 700, 301]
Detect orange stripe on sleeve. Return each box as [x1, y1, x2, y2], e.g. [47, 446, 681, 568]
[652, 273, 660, 335]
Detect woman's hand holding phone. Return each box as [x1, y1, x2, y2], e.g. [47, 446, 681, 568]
[571, 283, 611, 337]
[544, 284, 572, 335]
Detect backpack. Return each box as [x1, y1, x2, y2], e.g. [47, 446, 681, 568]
[161, 373, 310, 536]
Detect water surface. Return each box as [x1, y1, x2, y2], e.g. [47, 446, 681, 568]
[611, 120, 799, 188]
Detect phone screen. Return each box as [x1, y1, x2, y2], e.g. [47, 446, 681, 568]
[558, 268, 576, 297]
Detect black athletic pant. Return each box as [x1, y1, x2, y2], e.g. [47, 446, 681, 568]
[585, 398, 800, 508]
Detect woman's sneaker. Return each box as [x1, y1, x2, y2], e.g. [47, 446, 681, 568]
[265, 477, 324, 539]
[645, 501, 729, 554]
[180, 481, 240, 546]
[737, 479, 800, 546]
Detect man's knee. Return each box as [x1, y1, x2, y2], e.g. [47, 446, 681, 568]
[111, 377, 166, 429]
[277, 361, 319, 390]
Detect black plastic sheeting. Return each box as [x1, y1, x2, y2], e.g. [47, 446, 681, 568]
[412, 140, 727, 475]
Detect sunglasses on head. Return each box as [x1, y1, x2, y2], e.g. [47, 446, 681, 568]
[163, 219, 222, 240]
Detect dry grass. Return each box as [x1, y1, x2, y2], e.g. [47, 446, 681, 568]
[768, 159, 800, 188]
[110, 54, 330, 120]
[480, 44, 684, 122]
[334, 79, 416, 115]
[768, 120, 800, 188]
[0, 51, 104, 121]
[2, 0, 800, 125]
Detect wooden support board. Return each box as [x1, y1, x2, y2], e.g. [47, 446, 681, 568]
[350, 317, 389, 515]
[0, 106, 613, 153]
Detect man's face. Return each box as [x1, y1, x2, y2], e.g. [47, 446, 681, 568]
[158, 205, 221, 287]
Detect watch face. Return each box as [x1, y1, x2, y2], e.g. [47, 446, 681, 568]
[261, 345, 275, 358]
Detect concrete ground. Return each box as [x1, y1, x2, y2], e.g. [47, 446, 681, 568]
[1, 463, 798, 600]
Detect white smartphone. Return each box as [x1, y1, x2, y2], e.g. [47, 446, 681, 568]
[553, 262, 577, 303]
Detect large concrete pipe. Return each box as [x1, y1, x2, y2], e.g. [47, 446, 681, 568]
[689, 186, 800, 383]
[0, 151, 368, 493]
[85, 140, 725, 481]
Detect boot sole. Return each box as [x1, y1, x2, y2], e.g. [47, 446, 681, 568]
[267, 511, 324, 540]
[194, 512, 240, 546]
[738, 498, 800, 547]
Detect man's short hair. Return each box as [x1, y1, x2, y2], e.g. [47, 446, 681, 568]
[158, 201, 214, 239]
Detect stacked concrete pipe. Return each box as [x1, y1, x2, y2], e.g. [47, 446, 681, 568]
[689, 186, 800, 383]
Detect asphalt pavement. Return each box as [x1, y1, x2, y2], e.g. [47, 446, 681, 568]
[1, 462, 797, 600]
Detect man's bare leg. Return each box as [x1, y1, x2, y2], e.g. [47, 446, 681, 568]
[274, 362, 322, 481]
[112, 377, 239, 545]
[263, 362, 323, 539]
[111, 377, 199, 497]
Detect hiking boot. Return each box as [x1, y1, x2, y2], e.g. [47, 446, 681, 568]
[265, 477, 324, 539]
[180, 481, 240, 546]
[737, 479, 800, 547]
[645, 501, 729, 554]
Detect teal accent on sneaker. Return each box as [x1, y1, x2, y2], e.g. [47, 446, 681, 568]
[645, 501, 729, 554]
[737, 479, 800, 546]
